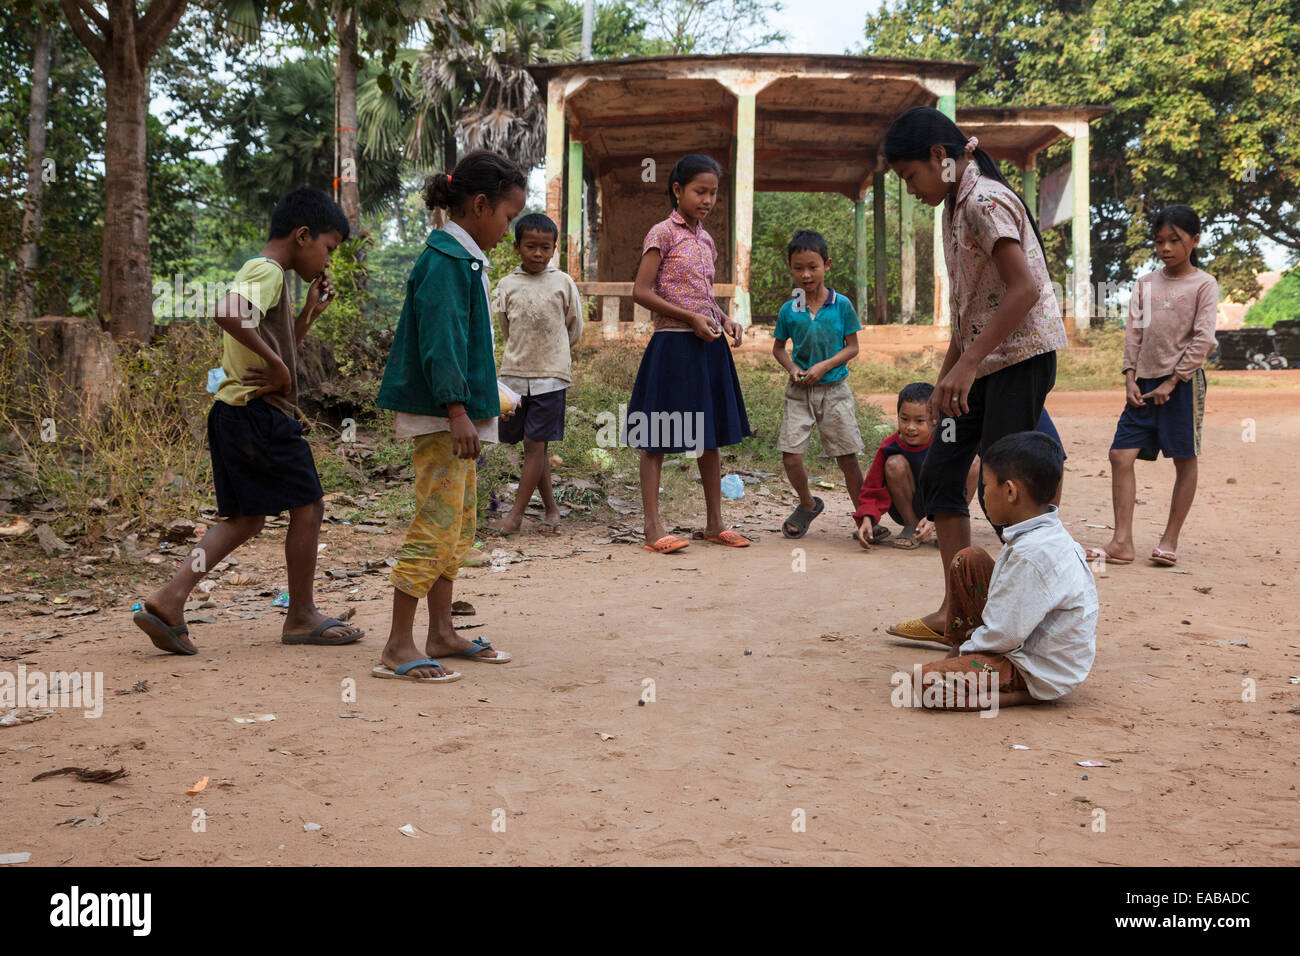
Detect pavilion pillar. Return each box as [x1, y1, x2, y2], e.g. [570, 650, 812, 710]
[899, 175, 915, 324]
[1070, 122, 1092, 335]
[872, 170, 887, 323]
[933, 90, 955, 326]
[566, 140, 583, 280]
[1023, 155, 1038, 223]
[854, 197, 867, 319]
[732, 92, 756, 326]
[544, 78, 567, 269]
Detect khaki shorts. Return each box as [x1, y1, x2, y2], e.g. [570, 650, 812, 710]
[778, 379, 864, 457]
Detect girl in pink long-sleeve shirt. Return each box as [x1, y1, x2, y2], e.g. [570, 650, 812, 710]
[1088, 204, 1218, 568]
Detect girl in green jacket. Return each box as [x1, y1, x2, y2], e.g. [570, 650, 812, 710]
[373, 150, 526, 684]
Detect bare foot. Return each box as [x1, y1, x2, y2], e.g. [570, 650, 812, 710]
[920, 609, 947, 635]
[381, 633, 449, 679]
[542, 507, 562, 527]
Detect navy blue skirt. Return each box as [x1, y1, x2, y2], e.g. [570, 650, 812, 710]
[623, 331, 751, 453]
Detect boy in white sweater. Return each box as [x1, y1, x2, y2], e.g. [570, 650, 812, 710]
[491, 213, 583, 534]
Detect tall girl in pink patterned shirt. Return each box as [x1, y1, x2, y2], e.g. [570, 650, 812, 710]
[882, 106, 1069, 645]
[625, 154, 751, 554]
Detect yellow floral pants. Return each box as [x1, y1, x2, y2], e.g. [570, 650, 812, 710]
[390, 432, 476, 598]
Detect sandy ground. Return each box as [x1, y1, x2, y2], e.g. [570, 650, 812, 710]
[2, 380, 1298, 866]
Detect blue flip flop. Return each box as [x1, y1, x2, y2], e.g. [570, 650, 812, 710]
[455, 637, 511, 664]
[371, 658, 461, 683]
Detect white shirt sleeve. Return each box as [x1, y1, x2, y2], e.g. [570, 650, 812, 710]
[959, 552, 1051, 656]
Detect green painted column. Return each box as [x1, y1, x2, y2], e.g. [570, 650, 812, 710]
[854, 198, 867, 320]
[1023, 161, 1038, 223]
[873, 170, 887, 324]
[566, 140, 583, 280]
[899, 176, 915, 323]
[934, 91, 956, 326]
[1070, 125, 1092, 336]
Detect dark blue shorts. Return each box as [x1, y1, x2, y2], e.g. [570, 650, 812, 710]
[207, 399, 324, 517]
[1111, 369, 1206, 459]
[498, 387, 567, 443]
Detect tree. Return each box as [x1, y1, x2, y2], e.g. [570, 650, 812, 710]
[15, 2, 58, 321]
[57, 0, 189, 342]
[635, 0, 786, 54]
[419, 0, 582, 172]
[861, 0, 1300, 299]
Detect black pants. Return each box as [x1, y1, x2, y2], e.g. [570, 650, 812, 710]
[918, 350, 1057, 534]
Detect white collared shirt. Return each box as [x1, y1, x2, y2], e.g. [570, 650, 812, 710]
[959, 507, 1099, 700]
[393, 222, 499, 443]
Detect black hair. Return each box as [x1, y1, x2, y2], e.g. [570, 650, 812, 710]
[269, 187, 350, 241]
[514, 212, 558, 245]
[787, 229, 830, 263]
[897, 381, 935, 410]
[667, 154, 723, 209]
[883, 106, 1046, 258]
[1151, 204, 1202, 267]
[423, 149, 527, 213]
[981, 430, 1064, 506]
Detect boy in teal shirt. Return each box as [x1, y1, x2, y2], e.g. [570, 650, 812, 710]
[772, 230, 864, 538]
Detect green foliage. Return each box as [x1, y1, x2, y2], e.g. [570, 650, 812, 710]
[861, 0, 1300, 295]
[752, 190, 935, 322]
[1245, 267, 1300, 327]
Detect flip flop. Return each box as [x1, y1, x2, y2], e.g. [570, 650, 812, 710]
[892, 525, 921, 550]
[282, 616, 365, 645]
[133, 610, 198, 656]
[1150, 546, 1177, 567]
[886, 618, 950, 645]
[454, 637, 511, 663]
[371, 658, 462, 683]
[706, 530, 751, 547]
[782, 497, 824, 538]
[644, 535, 690, 554]
[1085, 546, 1133, 565]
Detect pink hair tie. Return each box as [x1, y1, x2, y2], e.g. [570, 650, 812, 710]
[963, 137, 980, 155]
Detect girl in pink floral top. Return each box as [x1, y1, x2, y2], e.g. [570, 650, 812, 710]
[882, 106, 1069, 643]
[625, 154, 751, 554]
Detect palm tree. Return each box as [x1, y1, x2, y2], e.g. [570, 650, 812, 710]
[419, 0, 581, 172]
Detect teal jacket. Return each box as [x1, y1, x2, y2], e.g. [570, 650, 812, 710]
[376, 230, 498, 420]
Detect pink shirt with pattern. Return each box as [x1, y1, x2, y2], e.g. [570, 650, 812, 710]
[642, 209, 726, 331]
[942, 162, 1069, 378]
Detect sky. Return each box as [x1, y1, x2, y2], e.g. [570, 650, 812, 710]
[756, 0, 884, 55]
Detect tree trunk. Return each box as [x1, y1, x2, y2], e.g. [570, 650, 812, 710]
[101, 49, 153, 342]
[443, 124, 457, 172]
[336, 5, 361, 232]
[17, 23, 53, 322]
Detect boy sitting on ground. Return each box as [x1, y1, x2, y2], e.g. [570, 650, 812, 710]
[912, 430, 1098, 711]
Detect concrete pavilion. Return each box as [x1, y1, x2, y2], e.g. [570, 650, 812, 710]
[525, 53, 1110, 334]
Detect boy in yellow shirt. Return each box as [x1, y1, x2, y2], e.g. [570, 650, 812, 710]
[133, 188, 363, 655]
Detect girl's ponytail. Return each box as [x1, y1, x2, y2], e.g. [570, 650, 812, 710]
[423, 149, 527, 213]
[884, 106, 1047, 258]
